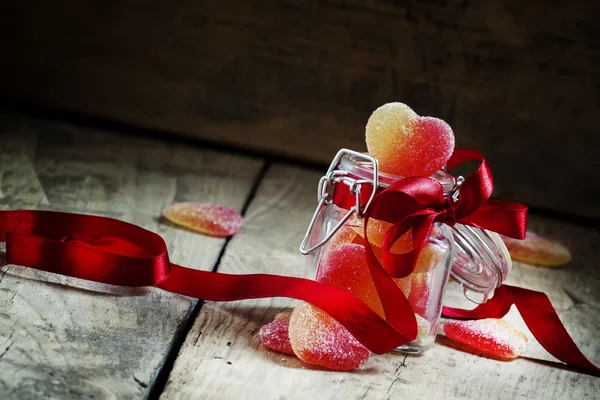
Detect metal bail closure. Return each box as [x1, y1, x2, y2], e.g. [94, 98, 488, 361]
[299, 149, 379, 255]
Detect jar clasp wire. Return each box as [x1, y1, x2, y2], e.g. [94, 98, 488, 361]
[300, 149, 379, 255]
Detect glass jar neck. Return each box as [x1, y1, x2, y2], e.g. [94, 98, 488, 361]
[338, 153, 456, 194]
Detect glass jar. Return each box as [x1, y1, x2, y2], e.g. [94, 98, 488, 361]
[300, 149, 511, 353]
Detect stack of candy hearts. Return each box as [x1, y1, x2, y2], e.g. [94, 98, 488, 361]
[260, 102, 526, 370]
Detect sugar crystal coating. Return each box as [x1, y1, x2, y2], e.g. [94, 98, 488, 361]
[403, 117, 455, 177]
[317, 243, 384, 317]
[443, 319, 528, 359]
[162, 202, 243, 237]
[289, 303, 370, 371]
[349, 216, 413, 254]
[259, 312, 295, 355]
[365, 103, 454, 177]
[500, 231, 571, 267]
[325, 225, 358, 252]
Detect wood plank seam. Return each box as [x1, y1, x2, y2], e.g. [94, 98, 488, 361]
[145, 161, 272, 400]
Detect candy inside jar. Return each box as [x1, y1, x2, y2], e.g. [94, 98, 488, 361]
[300, 149, 511, 354]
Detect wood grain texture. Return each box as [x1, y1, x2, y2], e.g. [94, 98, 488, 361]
[1, 0, 599, 218]
[0, 112, 264, 399]
[161, 164, 599, 400]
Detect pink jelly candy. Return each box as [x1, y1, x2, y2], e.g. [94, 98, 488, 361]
[162, 202, 243, 237]
[288, 303, 370, 371]
[444, 319, 528, 359]
[500, 231, 571, 267]
[317, 243, 383, 317]
[365, 103, 455, 177]
[259, 312, 295, 355]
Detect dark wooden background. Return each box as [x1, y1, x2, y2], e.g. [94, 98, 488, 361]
[1, 0, 598, 219]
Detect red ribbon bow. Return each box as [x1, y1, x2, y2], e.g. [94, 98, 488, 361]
[0, 149, 598, 376]
[361, 148, 528, 279]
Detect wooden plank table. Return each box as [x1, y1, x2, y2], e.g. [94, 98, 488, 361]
[0, 111, 598, 399]
[0, 112, 264, 398]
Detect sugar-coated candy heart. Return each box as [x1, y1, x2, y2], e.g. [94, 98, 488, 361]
[325, 225, 358, 252]
[317, 243, 384, 317]
[259, 312, 295, 355]
[500, 231, 571, 267]
[349, 216, 413, 254]
[443, 319, 528, 359]
[162, 202, 243, 237]
[366, 103, 455, 177]
[289, 303, 370, 371]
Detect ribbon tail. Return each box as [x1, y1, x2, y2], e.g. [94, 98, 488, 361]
[443, 284, 600, 377]
[507, 285, 600, 377]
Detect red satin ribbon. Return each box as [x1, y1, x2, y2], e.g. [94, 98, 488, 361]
[0, 149, 597, 376]
[0, 209, 415, 355]
[332, 148, 528, 278]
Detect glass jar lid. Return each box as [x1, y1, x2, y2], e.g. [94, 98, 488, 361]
[338, 151, 511, 304]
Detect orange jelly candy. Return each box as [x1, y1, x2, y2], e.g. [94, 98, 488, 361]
[365, 103, 455, 177]
[259, 312, 294, 355]
[288, 303, 370, 371]
[406, 245, 442, 318]
[162, 202, 243, 237]
[500, 231, 571, 267]
[444, 319, 528, 359]
[349, 216, 413, 254]
[325, 225, 358, 252]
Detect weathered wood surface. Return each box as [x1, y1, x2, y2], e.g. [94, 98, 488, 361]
[0, 112, 264, 399]
[161, 164, 600, 400]
[1, 0, 599, 218]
